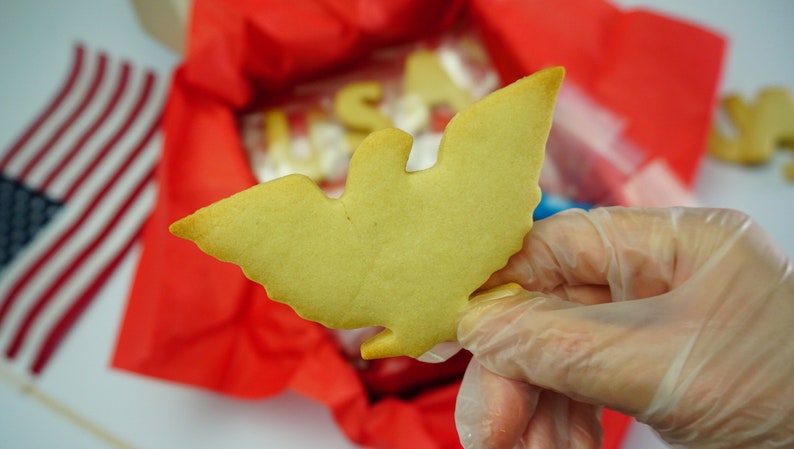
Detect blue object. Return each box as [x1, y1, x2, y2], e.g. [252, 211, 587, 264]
[533, 192, 592, 220]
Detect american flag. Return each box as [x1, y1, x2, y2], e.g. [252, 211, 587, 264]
[0, 43, 165, 375]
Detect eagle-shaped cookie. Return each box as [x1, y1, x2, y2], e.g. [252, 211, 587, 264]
[170, 67, 564, 359]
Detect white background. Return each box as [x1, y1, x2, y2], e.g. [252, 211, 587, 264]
[0, 1, 792, 448]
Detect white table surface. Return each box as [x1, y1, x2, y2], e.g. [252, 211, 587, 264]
[0, 1, 791, 448]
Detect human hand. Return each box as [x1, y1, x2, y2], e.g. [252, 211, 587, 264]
[455, 207, 794, 449]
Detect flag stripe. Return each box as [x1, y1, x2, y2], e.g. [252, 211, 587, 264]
[17, 54, 108, 184]
[12, 140, 158, 373]
[0, 66, 158, 329]
[2, 46, 99, 182]
[0, 42, 164, 374]
[25, 56, 126, 192]
[7, 169, 155, 360]
[0, 45, 85, 170]
[6, 110, 159, 358]
[64, 72, 155, 201]
[0, 75, 157, 337]
[39, 63, 132, 193]
[31, 179, 155, 374]
[42, 62, 146, 200]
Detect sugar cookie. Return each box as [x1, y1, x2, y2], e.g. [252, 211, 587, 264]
[170, 67, 564, 359]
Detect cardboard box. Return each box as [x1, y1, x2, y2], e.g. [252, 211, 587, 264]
[130, 0, 190, 54]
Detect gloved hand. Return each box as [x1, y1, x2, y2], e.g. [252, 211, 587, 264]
[455, 207, 794, 449]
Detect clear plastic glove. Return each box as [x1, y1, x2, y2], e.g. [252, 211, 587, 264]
[455, 207, 794, 449]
